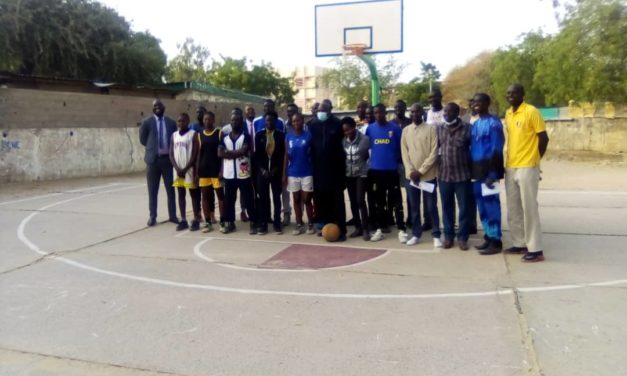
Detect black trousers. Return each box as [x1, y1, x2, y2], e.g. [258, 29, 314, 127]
[313, 189, 347, 235]
[346, 176, 368, 230]
[146, 155, 176, 220]
[255, 173, 282, 228]
[224, 178, 256, 224]
[368, 170, 406, 231]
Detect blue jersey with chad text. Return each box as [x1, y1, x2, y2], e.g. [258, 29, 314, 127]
[366, 122, 402, 171]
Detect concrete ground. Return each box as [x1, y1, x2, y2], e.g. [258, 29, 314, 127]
[1, 160, 626, 376]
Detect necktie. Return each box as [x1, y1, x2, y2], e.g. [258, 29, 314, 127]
[158, 118, 165, 149]
[266, 129, 275, 159]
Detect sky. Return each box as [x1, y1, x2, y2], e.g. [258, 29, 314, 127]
[98, 0, 561, 82]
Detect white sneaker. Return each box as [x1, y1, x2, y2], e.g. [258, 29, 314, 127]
[398, 230, 409, 244]
[433, 238, 443, 248]
[370, 229, 384, 242]
[406, 236, 420, 246]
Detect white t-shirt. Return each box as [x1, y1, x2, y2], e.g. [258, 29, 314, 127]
[426, 109, 444, 126]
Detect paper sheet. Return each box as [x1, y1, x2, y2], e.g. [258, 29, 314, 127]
[410, 180, 435, 193]
[481, 182, 500, 196]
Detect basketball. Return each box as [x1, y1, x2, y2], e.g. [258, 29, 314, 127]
[321, 223, 341, 242]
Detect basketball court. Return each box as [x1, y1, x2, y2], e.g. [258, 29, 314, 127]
[2, 1, 626, 375]
[0, 160, 626, 375]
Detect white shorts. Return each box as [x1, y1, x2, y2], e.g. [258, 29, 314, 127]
[287, 176, 313, 193]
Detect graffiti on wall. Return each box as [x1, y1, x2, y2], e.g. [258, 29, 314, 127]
[1, 139, 20, 151]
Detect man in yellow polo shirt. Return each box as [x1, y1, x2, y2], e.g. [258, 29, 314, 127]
[504, 84, 550, 262]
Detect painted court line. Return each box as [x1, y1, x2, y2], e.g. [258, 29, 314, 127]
[0, 182, 125, 206]
[14, 184, 627, 299]
[540, 190, 627, 196]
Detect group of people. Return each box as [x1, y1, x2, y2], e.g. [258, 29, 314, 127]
[139, 83, 549, 263]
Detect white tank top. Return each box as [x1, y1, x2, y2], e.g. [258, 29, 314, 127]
[172, 130, 196, 185]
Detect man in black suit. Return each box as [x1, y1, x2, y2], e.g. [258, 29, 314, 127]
[253, 110, 286, 235]
[309, 99, 347, 240]
[139, 99, 178, 226]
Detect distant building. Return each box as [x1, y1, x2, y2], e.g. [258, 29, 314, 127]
[280, 65, 339, 112]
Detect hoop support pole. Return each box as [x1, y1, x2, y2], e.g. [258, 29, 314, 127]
[357, 54, 380, 105]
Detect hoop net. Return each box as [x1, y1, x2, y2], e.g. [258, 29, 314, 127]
[342, 43, 368, 57]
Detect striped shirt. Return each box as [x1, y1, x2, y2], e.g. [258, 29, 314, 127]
[436, 119, 471, 182]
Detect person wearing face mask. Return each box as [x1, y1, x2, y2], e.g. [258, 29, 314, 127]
[436, 102, 472, 251]
[309, 99, 347, 240]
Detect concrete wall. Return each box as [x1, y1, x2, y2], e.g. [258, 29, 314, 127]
[0, 88, 261, 182]
[2, 87, 624, 182]
[545, 117, 627, 154]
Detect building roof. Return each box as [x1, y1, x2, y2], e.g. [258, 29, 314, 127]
[0, 71, 266, 103]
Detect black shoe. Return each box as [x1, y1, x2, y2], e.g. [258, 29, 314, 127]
[176, 220, 189, 231]
[479, 240, 503, 255]
[249, 225, 258, 235]
[336, 234, 347, 242]
[469, 225, 478, 235]
[169, 217, 180, 225]
[421, 223, 432, 231]
[147, 218, 156, 227]
[349, 228, 363, 238]
[522, 251, 545, 263]
[274, 225, 283, 234]
[475, 236, 490, 250]
[224, 222, 236, 234]
[258, 226, 268, 235]
[505, 246, 528, 254]
[346, 218, 356, 226]
[189, 220, 200, 231]
[381, 226, 391, 234]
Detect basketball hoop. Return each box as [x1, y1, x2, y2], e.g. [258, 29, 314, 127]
[342, 43, 368, 57]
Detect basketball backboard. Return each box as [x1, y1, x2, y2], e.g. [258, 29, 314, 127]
[314, 0, 403, 57]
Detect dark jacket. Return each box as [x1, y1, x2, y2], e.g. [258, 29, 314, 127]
[139, 115, 176, 164]
[253, 129, 286, 179]
[309, 114, 345, 190]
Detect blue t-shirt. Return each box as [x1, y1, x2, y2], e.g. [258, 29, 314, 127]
[190, 122, 203, 133]
[254, 116, 285, 133]
[286, 131, 313, 177]
[366, 122, 402, 171]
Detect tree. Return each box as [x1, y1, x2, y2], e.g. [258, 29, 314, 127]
[420, 62, 441, 93]
[209, 58, 297, 105]
[442, 52, 495, 108]
[165, 41, 297, 105]
[321, 55, 405, 109]
[395, 78, 431, 106]
[0, 0, 167, 84]
[490, 31, 547, 113]
[166, 38, 211, 83]
[534, 0, 626, 104]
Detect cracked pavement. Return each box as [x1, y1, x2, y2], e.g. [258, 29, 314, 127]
[1, 161, 627, 376]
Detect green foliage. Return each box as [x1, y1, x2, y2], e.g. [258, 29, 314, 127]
[396, 78, 431, 106]
[534, 0, 626, 104]
[444, 0, 625, 113]
[166, 38, 211, 83]
[490, 32, 546, 113]
[165, 39, 297, 105]
[321, 55, 405, 109]
[420, 62, 441, 92]
[0, 0, 167, 84]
